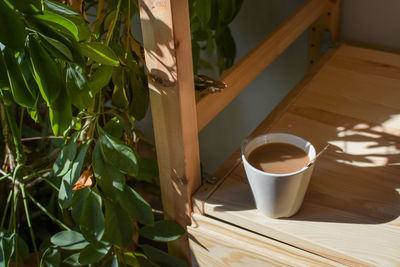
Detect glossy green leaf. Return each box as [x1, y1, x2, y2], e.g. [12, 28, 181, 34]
[50, 231, 89, 250]
[0, 231, 13, 266]
[139, 220, 185, 242]
[129, 67, 149, 120]
[64, 15, 91, 42]
[71, 187, 89, 224]
[80, 42, 119, 66]
[98, 126, 138, 176]
[140, 244, 188, 267]
[11, 0, 42, 14]
[29, 36, 62, 105]
[0, 0, 27, 51]
[79, 190, 105, 243]
[44, 0, 79, 15]
[53, 140, 77, 176]
[62, 253, 80, 266]
[103, 254, 119, 267]
[112, 84, 129, 109]
[38, 34, 73, 62]
[66, 65, 93, 109]
[3, 50, 36, 107]
[92, 142, 125, 200]
[123, 252, 140, 267]
[0, 51, 9, 88]
[87, 65, 113, 95]
[49, 87, 72, 136]
[40, 247, 60, 267]
[196, 0, 212, 25]
[59, 143, 89, 208]
[34, 11, 79, 41]
[78, 241, 110, 265]
[119, 186, 154, 226]
[103, 201, 134, 248]
[136, 157, 159, 182]
[104, 117, 124, 139]
[135, 252, 157, 267]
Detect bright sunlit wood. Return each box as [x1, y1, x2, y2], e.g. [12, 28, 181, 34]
[193, 44, 400, 266]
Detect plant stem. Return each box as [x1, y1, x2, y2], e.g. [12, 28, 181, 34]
[0, 190, 12, 228]
[23, 168, 52, 182]
[105, 0, 122, 46]
[19, 184, 40, 266]
[25, 190, 71, 231]
[0, 172, 11, 181]
[4, 105, 24, 165]
[97, 0, 105, 18]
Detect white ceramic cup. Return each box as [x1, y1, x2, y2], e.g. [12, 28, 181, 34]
[242, 133, 316, 218]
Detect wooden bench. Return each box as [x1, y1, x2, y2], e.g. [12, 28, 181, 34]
[139, 0, 400, 265]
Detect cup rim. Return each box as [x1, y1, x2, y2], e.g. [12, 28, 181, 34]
[241, 132, 316, 177]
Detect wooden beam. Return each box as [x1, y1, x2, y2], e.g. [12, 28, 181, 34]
[139, 0, 201, 261]
[196, 0, 329, 131]
[308, 0, 340, 67]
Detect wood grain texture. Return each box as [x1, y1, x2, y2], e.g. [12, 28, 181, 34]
[196, 0, 329, 131]
[188, 214, 343, 267]
[139, 0, 201, 260]
[198, 45, 400, 266]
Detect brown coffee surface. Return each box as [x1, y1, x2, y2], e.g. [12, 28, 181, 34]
[247, 143, 310, 174]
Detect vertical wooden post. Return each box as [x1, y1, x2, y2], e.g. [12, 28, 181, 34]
[308, 0, 340, 67]
[139, 0, 201, 261]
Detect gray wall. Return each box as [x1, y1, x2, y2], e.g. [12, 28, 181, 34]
[136, 0, 400, 174]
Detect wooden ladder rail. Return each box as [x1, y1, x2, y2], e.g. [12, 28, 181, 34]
[139, 0, 340, 262]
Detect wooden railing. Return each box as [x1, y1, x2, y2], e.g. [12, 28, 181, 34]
[196, 0, 330, 131]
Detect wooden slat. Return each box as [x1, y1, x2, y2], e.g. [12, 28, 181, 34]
[188, 214, 344, 267]
[196, 0, 329, 131]
[199, 45, 400, 266]
[139, 0, 201, 260]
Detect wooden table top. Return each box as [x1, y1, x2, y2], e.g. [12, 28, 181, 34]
[195, 45, 400, 266]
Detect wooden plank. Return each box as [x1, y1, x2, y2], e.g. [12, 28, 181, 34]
[139, 0, 201, 260]
[201, 45, 400, 266]
[196, 0, 329, 131]
[308, 0, 340, 67]
[188, 214, 344, 267]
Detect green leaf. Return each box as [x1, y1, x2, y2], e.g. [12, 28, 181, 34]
[64, 15, 91, 42]
[71, 187, 89, 224]
[136, 157, 159, 182]
[87, 65, 113, 95]
[53, 140, 77, 176]
[0, 0, 27, 51]
[33, 11, 79, 41]
[92, 142, 125, 200]
[140, 244, 188, 267]
[104, 117, 124, 139]
[38, 34, 73, 62]
[103, 254, 119, 267]
[62, 253, 80, 266]
[112, 84, 129, 109]
[66, 67, 93, 109]
[196, 0, 212, 25]
[3, 50, 36, 107]
[98, 126, 138, 176]
[14, 235, 30, 261]
[119, 186, 154, 226]
[216, 27, 236, 73]
[103, 201, 134, 248]
[59, 143, 89, 208]
[49, 87, 72, 136]
[28, 36, 62, 106]
[80, 42, 119, 66]
[0, 231, 14, 266]
[139, 220, 185, 242]
[128, 66, 149, 120]
[40, 247, 61, 267]
[0, 51, 9, 88]
[123, 252, 140, 267]
[78, 241, 110, 265]
[50, 231, 89, 250]
[79, 190, 105, 243]
[44, 0, 79, 15]
[11, 0, 42, 14]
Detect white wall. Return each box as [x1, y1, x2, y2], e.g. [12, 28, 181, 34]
[199, 0, 308, 173]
